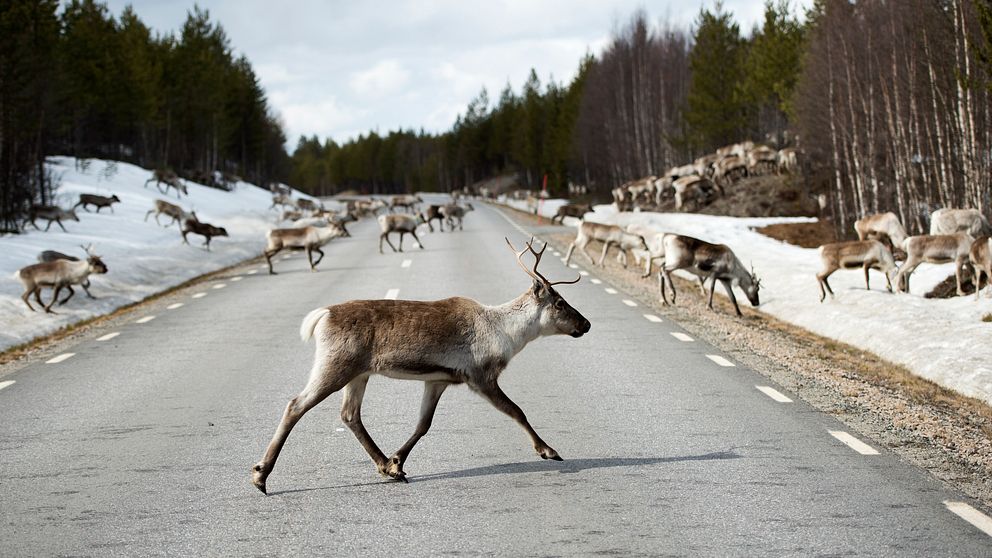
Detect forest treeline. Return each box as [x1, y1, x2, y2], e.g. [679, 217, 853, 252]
[289, 2, 804, 198]
[0, 0, 288, 231]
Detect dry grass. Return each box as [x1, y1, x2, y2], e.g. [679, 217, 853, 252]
[755, 220, 838, 248]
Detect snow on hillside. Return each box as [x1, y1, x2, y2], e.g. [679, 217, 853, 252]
[502, 197, 992, 404]
[0, 157, 328, 352]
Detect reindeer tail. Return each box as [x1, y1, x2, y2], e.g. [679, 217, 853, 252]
[299, 307, 330, 342]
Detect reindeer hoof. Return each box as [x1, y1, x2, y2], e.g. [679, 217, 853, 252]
[381, 456, 408, 482]
[538, 447, 562, 461]
[251, 464, 268, 494]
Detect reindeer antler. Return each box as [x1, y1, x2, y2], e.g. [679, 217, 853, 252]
[505, 237, 581, 287]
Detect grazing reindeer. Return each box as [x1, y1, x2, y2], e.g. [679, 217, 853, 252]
[930, 208, 991, 237]
[144, 169, 187, 198]
[693, 154, 721, 179]
[25, 205, 79, 232]
[74, 193, 121, 213]
[746, 146, 778, 175]
[658, 234, 761, 317]
[439, 203, 474, 231]
[250, 237, 590, 494]
[145, 199, 193, 228]
[714, 155, 748, 187]
[378, 213, 427, 253]
[969, 236, 992, 299]
[672, 175, 721, 211]
[551, 203, 593, 225]
[420, 204, 445, 232]
[816, 240, 898, 302]
[564, 221, 648, 268]
[17, 245, 108, 313]
[895, 232, 974, 295]
[181, 217, 228, 250]
[264, 224, 345, 274]
[854, 212, 908, 252]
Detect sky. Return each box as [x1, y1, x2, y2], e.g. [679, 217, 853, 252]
[102, 1, 811, 148]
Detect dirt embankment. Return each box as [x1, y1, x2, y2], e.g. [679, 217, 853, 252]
[499, 203, 992, 511]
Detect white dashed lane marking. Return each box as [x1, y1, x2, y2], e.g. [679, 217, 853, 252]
[166, 303, 184, 310]
[828, 430, 879, 455]
[384, 289, 400, 300]
[247, 270, 258, 275]
[135, 316, 156, 324]
[568, 264, 579, 269]
[230, 276, 243, 282]
[944, 501, 992, 537]
[96, 332, 120, 341]
[46, 353, 75, 364]
[213, 283, 226, 290]
[192, 293, 207, 299]
[0, 380, 15, 392]
[590, 279, 602, 285]
[604, 288, 618, 295]
[643, 314, 662, 323]
[553, 252, 561, 257]
[401, 259, 412, 268]
[670, 332, 694, 342]
[756, 386, 793, 403]
[622, 299, 637, 307]
[706, 354, 735, 367]
[579, 271, 589, 276]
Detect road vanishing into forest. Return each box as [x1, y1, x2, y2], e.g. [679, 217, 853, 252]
[1, 197, 990, 556]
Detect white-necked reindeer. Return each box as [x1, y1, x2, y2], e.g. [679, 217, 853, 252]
[17, 244, 108, 313]
[816, 240, 897, 302]
[658, 234, 761, 316]
[930, 208, 991, 237]
[264, 223, 345, 274]
[564, 221, 648, 268]
[250, 237, 590, 494]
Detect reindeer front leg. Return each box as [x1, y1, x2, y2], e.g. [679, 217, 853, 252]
[473, 380, 561, 461]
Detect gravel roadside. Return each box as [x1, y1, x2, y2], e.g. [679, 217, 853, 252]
[495, 202, 992, 510]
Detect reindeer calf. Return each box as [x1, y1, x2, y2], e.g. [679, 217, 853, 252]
[75, 194, 121, 213]
[181, 217, 228, 250]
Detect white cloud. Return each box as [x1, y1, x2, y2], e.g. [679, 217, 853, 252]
[349, 60, 410, 98]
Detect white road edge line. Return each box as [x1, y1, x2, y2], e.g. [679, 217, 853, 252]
[46, 353, 75, 364]
[192, 293, 207, 299]
[643, 314, 662, 323]
[490, 205, 532, 238]
[670, 332, 694, 342]
[944, 501, 992, 537]
[590, 278, 602, 285]
[384, 288, 400, 300]
[604, 288, 618, 295]
[756, 386, 793, 403]
[0, 380, 14, 392]
[96, 332, 121, 341]
[166, 303, 184, 310]
[622, 299, 637, 307]
[135, 315, 156, 324]
[706, 354, 735, 367]
[828, 430, 879, 455]
[401, 259, 412, 268]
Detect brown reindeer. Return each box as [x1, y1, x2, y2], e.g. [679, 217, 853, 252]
[250, 237, 590, 493]
[816, 240, 898, 302]
[658, 234, 761, 317]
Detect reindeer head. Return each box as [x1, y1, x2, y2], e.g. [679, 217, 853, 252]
[82, 245, 108, 274]
[745, 265, 761, 306]
[506, 237, 591, 338]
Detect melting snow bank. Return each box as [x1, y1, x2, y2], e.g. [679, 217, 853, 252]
[0, 157, 321, 352]
[502, 197, 992, 405]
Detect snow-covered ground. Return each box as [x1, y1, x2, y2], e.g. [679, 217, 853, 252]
[0, 157, 328, 352]
[501, 197, 992, 405]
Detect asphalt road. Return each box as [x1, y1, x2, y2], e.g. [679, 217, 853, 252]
[1, 197, 990, 556]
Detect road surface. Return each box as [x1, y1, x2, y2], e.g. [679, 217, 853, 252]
[1, 197, 989, 556]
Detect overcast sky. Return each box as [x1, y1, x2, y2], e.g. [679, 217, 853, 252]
[102, 1, 810, 148]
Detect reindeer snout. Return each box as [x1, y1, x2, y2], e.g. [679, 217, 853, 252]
[572, 318, 591, 337]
